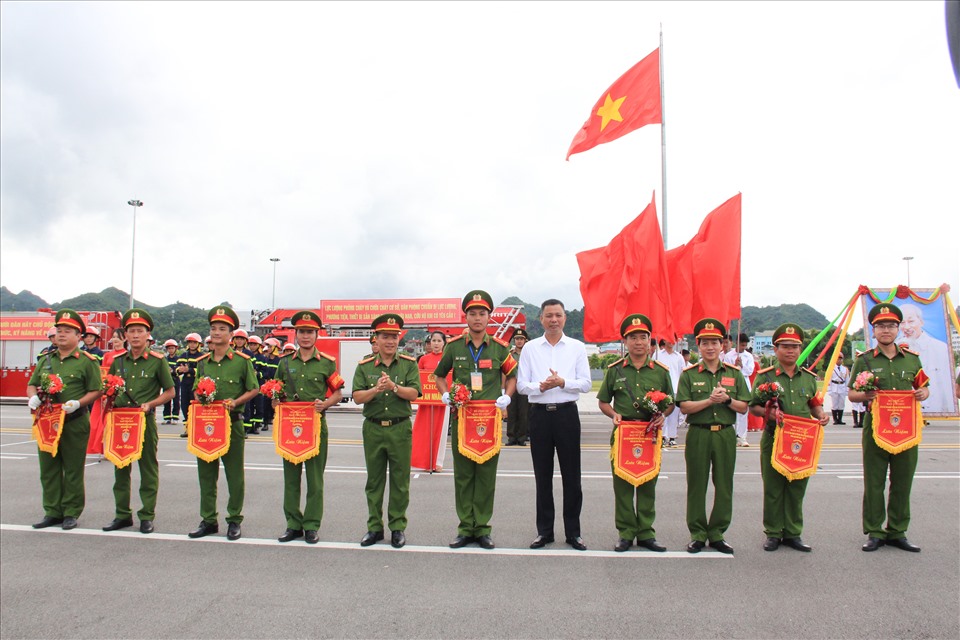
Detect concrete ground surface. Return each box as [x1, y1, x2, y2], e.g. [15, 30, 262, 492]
[1, 403, 958, 639]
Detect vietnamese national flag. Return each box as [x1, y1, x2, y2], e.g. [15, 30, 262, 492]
[567, 48, 662, 160]
[666, 193, 742, 335]
[577, 194, 674, 343]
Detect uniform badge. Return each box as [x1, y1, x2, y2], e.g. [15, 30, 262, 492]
[387, 317, 396, 325]
[632, 318, 642, 326]
[785, 326, 795, 335]
[705, 322, 714, 330]
[217, 308, 225, 315]
[131, 311, 140, 319]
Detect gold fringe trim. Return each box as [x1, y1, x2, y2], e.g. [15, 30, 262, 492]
[611, 423, 662, 487]
[274, 403, 322, 464]
[32, 406, 65, 457]
[457, 404, 502, 464]
[871, 397, 923, 455]
[770, 418, 824, 482]
[103, 409, 146, 469]
[186, 401, 231, 463]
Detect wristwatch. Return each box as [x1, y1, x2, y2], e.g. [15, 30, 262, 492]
[723, 398, 732, 406]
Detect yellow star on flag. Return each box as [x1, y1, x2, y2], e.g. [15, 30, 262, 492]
[595, 93, 626, 131]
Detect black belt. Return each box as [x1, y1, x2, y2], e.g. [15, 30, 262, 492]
[367, 416, 409, 427]
[690, 424, 732, 431]
[830, 380, 844, 385]
[531, 401, 577, 412]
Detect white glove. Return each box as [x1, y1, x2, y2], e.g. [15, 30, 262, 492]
[28, 395, 41, 410]
[495, 394, 511, 410]
[441, 392, 451, 406]
[63, 400, 81, 414]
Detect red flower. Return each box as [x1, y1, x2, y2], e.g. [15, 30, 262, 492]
[260, 379, 285, 401]
[449, 382, 472, 408]
[195, 377, 217, 405]
[102, 375, 126, 398]
[41, 373, 64, 395]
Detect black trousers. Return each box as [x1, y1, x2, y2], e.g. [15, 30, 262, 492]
[529, 402, 582, 538]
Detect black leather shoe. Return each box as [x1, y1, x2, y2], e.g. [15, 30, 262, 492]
[449, 535, 473, 548]
[861, 537, 884, 552]
[886, 537, 921, 552]
[506, 438, 518, 446]
[686, 540, 705, 553]
[139, 520, 154, 534]
[637, 538, 666, 552]
[179, 431, 188, 438]
[32, 516, 63, 529]
[477, 535, 495, 549]
[530, 535, 554, 549]
[226, 523, 241, 540]
[566, 536, 587, 551]
[103, 518, 134, 532]
[614, 538, 632, 552]
[188, 521, 218, 538]
[763, 537, 781, 551]
[61, 517, 78, 530]
[709, 539, 734, 554]
[391, 531, 406, 548]
[360, 530, 384, 547]
[305, 530, 319, 544]
[782, 537, 811, 552]
[278, 528, 304, 543]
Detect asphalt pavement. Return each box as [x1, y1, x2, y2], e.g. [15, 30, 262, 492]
[1, 402, 958, 639]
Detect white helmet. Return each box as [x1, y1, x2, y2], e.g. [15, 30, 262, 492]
[185, 332, 202, 343]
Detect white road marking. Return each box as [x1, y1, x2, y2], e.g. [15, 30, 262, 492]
[1, 440, 37, 447]
[837, 475, 960, 479]
[0, 455, 26, 460]
[0, 523, 731, 559]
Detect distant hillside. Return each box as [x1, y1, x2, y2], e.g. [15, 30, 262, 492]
[500, 296, 584, 341]
[0, 287, 49, 312]
[741, 304, 830, 334]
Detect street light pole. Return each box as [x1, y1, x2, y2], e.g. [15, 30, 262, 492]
[270, 258, 280, 309]
[127, 199, 144, 309]
[902, 256, 914, 288]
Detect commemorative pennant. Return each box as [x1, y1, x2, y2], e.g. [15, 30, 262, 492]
[457, 400, 502, 464]
[611, 421, 662, 487]
[32, 405, 66, 457]
[103, 408, 146, 469]
[186, 401, 231, 462]
[871, 390, 923, 454]
[273, 401, 321, 464]
[770, 414, 824, 481]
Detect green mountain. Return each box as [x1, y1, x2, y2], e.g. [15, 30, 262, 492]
[740, 304, 830, 334]
[500, 296, 584, 341]
[0, 287, 49, 312]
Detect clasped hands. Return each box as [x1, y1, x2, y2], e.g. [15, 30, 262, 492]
[538, 369, 565, 393]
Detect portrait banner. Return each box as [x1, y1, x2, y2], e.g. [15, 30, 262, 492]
[457, 401, 501, 464]
[186, 401, 231, 463]
[611, 421, 662, 487]
[273, 402, 321, 464]
[770, 414, 824, 481]
[32, 405, 65, 456]
[871, 390, 923, 454]
[103, 408, 146, 469]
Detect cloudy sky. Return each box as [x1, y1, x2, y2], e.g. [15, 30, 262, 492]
[2, 1, 958, 329]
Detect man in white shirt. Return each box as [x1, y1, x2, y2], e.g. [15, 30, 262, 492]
[517, 299, 592, 551]
[656, 339, 686, 448]
[722, 333, 755, 446]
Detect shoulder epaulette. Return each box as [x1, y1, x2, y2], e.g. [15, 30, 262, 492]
[235, 351, 251, 360]
[492, 336, 510, 348]
[723, 362, 742, 371]
[279, 352, 293, 359]
[81, 350, 99, 361]
[114, 349, 129, 357]
[757, 366, 774, 374]
[399, 353, 417, 362]
[654, 360, 670, 371]
[197, 353, 212, 361]
[900, 346, 919, 356]
[683, 363, 699, 371]
[607, 357, 625, 369]
[801, 367, 818, 376]
[358, 356, 375, 365]
[319, 351, 337, 362]
[148, 351, 165, 359]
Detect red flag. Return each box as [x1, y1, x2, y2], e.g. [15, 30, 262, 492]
[577, 194, 674, 342]
[666, 194, 742, 335]
[567, 48, 662, 160]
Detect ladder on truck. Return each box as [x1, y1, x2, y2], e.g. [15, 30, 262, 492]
[493, 306, 522, 341]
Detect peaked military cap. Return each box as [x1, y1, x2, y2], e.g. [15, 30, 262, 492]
[291, 310, 322, 331]
[869, 303, 902, 325]
[694, 318, 726, 341]
[772, 322, 804, 345]
[122, 308, 154, 331]
[54, 309, 85, 334]
[208, 305, 240, 329]
[462, 290, 493, 312]
[371, 313, 403, 333]
[620, 313, 653, 338]
[513, 329, 530, 340]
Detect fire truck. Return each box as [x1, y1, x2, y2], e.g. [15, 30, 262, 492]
[253, 299, 525, 400]
[0, 309, 122, 398]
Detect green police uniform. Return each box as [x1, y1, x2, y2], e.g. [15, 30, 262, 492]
[29, 345, 101, 520]
[276, 340, 345, 532]
[676, 319, 751, 544]
[353, 337, 421, 533]
[597, 355, 674, 542]
[434, 331, 518, 538]
[851, 344, 927, 541]
[749, 323, 822, 541]
[107, 309, 175, 524]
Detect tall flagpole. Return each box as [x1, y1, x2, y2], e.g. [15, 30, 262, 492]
[660, 24, 668, 249]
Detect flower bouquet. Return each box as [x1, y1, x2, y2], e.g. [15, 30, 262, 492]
[852, 371, 878, 392]
[640, 390, 672, 435]
[756, 381, 785, 427]
[448, 382, 472, 408]
[260, 379, 286, 401]
[195, 376, 217, 405]
[37, 373, 64, 412]
[102, 374, 126, 411]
